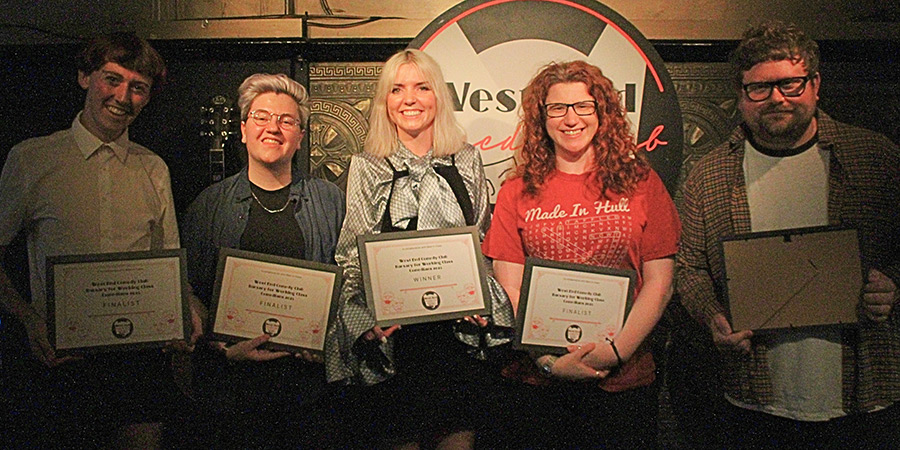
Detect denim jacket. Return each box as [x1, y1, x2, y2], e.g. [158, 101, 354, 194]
[181, 165, 345, 304]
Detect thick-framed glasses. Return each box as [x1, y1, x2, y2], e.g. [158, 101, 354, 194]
[247, 109, 302, 130]
[742, 75, 814, 102]
[543, 100, 598, 118]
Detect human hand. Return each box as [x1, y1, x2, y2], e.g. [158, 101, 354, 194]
[460, 314, 489, 327]
[548, 343, 608, 381]
[22, 312, 80, 367]
[862, 269, 897, 323]
[709, 313, 752, 354]
[213, 334, 291, 362]
[294, 349, 323, 364]
[163, 295, 206, 353]
[362, 325, 400, 343]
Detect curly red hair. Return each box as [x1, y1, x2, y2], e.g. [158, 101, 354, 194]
[513, 60, 649, 196]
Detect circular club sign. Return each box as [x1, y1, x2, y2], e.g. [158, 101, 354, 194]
[410, 0, 682, 200]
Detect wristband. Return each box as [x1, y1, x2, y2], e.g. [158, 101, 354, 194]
[605, 337, 624, 368]
[539, 355, 559, 377]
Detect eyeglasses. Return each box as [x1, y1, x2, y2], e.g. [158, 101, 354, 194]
[742, 75, 814, 102]
[543, 100, 598, 118]
[247, 109, 302, 130]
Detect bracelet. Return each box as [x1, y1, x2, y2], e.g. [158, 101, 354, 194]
[605, 337, 624, 368]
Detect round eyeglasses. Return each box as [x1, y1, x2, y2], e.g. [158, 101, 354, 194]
[543, 100, 598, 118]
[247, 109, 302, 130]
[742, 75, 814, 102]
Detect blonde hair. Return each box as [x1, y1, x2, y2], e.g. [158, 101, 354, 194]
[365, 49, 466, 158]
[237, 73, 310, 129]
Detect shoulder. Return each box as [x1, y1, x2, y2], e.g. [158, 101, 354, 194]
[684, 134, 741, 187]
[818, 112, 899, 160]
[9, 128, 73, 158]
[188, 172, 240, 213]
[300, 175, 345, 203]
[495, 175, 525, 201]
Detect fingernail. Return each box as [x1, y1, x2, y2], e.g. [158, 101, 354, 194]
[379, 336, 387, 344]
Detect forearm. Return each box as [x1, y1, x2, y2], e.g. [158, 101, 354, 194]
[587, 258, 674, 368]
[0, 258, 37, 323]
[493, 260, 523, 314]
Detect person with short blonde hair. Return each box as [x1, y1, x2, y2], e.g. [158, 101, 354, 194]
[182, 72, 344, 447]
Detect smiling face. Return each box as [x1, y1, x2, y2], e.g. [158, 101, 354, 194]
[387, 63, 437, 143]
[240, 92, 304, 171]
[738, 59, 819, 149]
[544, 82, 599, 170]
[77, 62, 152, 142]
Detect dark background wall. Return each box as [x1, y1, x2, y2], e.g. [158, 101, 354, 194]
[3, 39, 898, 211]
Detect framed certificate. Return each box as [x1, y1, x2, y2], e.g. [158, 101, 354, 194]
[514, 257, 636, 354]
[357, 226, 491, 327]
[722, 226, 862, 331]
[46, 249, 190, 355]
[209, 248, 343, 355]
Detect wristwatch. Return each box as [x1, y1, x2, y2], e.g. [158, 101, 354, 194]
[539, 355, 559, 376]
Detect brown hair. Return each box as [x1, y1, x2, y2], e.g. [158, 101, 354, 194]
[730, 21, 819, 87]
[76, 32, 166, 88]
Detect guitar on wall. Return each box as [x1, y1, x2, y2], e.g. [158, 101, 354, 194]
[200, 95, 239, 184]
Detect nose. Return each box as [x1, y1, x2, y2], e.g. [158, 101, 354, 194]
[769, 86, 788, 103]
[264, 116, 282, 133]
[402, 90, 417, 104]
[562, 106, 581, 123]
[113, 83, 131, 104]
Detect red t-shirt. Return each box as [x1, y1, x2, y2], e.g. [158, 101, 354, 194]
[483, 169, 680, 391]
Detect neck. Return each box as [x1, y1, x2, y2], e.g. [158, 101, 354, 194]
[399, 130, 433, 157]
[248, 161, 292, 190]
[79, 113, 122, 143]
[555, 150, 595, 175]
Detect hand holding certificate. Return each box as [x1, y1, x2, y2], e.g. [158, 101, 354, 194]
[514, 257, 636, 354]
[47, 250, 190, 355]
[357, 226, 492, 327]
[209, 248, 342, 356]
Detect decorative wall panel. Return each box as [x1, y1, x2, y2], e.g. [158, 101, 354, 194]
[308, 62, 380, 191]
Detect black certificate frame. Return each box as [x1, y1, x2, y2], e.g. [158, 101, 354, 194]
[46, 249, 190, 355]
[514, 257, 636, 355]
[209, 247, 343, 355]
[357, 225, 492, 328]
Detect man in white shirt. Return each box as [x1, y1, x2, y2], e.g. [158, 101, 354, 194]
[0, 32, 201, 448]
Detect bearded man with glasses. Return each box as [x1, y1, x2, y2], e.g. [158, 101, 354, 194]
[676, 20, 900, 447]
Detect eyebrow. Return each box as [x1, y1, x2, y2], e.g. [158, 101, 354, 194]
[101, 70, 151, 87]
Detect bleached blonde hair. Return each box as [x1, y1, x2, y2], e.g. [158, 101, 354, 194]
[365, 49, 466, 158]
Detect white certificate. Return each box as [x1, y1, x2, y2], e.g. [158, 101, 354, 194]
[46, 250, 189, 354]
[209, 248, 342, 354]
[357, 226, 491, 327]
[515, 257, 635, 353]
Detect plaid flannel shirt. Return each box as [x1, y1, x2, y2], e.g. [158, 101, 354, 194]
[676, 111, 900, 412]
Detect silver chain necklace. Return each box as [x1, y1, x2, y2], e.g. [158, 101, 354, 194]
[250, 189, 291, 214]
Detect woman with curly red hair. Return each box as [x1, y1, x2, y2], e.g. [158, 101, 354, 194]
[483, 60, 680, 447]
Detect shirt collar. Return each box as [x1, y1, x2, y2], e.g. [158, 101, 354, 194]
[390, 141, 451, 168]
[71, 111, 130, 162]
